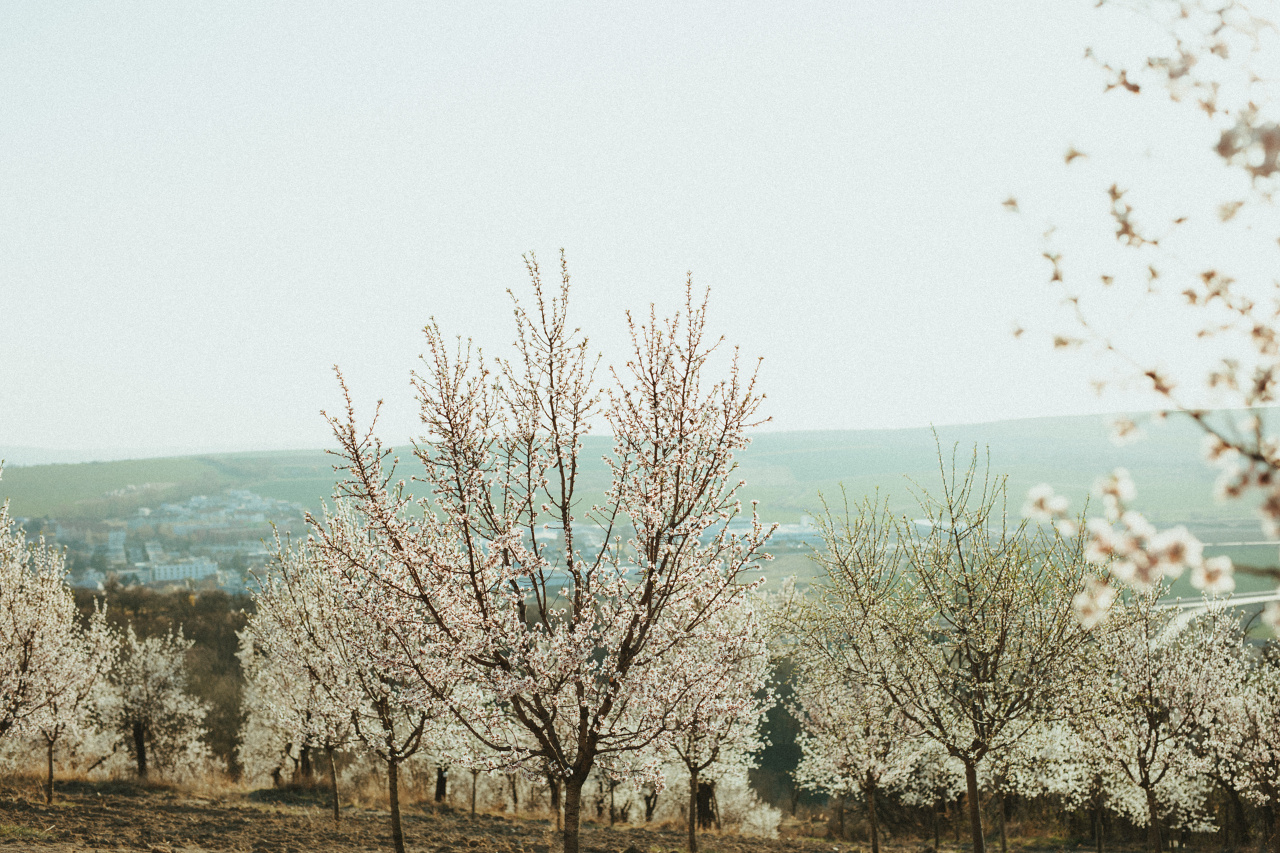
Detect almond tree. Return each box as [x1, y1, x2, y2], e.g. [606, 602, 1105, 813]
[0, 494, 107, 743]
[791, 657, 913, 853]
[661, 601, 771, 853]
[100, 624, 214, 781]
[311, 256, 771, 853]
[805, 450, 1094, 853]
[249, 540, 438, 851]
[30, 609, 115, 804]
[1074, 592, 1247, 853]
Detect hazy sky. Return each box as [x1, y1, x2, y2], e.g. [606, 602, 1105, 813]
[0, 2, 1248, 457]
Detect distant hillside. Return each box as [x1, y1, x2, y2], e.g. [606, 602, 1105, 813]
[1, 411, 1270, 580]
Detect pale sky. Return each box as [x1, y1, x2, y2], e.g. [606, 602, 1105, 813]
[0, 1, 1261, 458]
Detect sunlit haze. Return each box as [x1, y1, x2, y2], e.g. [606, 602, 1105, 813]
[0, 2, 1234, 458]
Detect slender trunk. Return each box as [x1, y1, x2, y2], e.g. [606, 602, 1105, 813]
[964, 760, 985, 853]
[866, 780, 879, 853]
[470, 769, 479, 815]
[933, 801, 940, 851]
[688, 766, 699, 853]
[549, 774, 562, 831]
[998, 790, 1008, 853]
[835, 792, 845, 840]
[1227, 784, 1248, 849]
[44, 738, 55, 804]
[299, 744, 313, 784]
[388, 755, 405, 853]
[1094, 801, 1104, 853]
[132, 720, 148, 780]
[563, 776, 584, 853]
[509, 774, 519, 815]
[1143, 783, 1161, 853]
[435, 766, 447, 803]
[609, 779, 616, 826]
[953, 797, 961, 842]
[326, 746, 340, 824]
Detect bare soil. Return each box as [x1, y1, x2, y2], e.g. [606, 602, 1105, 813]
[0, 780, 925, 853]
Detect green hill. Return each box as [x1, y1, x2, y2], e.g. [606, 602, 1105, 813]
[2, 411, 1269, 589]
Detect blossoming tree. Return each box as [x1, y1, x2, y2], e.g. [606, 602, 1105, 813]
[249, 539, 438, 851]
[803, 450, 1095, 853]
[310, 256, 772, 853]
[1071, 591, 1246, 853]
[0, 494, 109, 746]
[101, 624, 215, 781]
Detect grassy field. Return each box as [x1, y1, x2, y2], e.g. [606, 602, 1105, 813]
[2, 410, 1271, 566]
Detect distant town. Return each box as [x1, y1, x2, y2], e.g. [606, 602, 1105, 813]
[12, 488, 308, 593]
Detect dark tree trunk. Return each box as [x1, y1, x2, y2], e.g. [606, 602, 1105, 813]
[866, 779, 880, 853]
[933, 801, 941, 852]
[298, 744, 314, 784]
[953, 797, 962, 842]
[470, 769, 479, 815]
[643, 785, 658, 822]
[1094, 801, 1104, 853]
[1143, 782, 1161, 853]
[131, 720, 148, 780]
[509, 774, 519, 814]
[435, 766, 447, 803]
[609, 778, 616, 826]
[326, 746, 340, 824]
[998, 790, 1008, 853]
[44, 737, 55, 804]
[548, 773, 562, 831]
[835, 791, 845, 840]
[964, 760, 985, 853]
[388, 756, 405, 853]
[688, 767, 699, 853]
[564, 775, 585, 853]
[1227, 784, 1248, 848]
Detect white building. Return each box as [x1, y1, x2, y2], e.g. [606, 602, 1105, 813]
[149, 557, 218, 584]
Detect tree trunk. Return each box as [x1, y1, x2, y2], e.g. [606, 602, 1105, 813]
[688, 766, 699, 853]
[44, 737, 55, 804]
[1094, 801, 1104, 853]
[388, 756, 405, 853]
[132, 720, 148, 780]
[326, 746, 340, 824]
[933, 801, 940, 852]
[998, 790, 1008, 853]
[953, 797, 961, 842]
[509, 774, 519, 815]
[609, 778, 616, 826]
[1227, 784, 1248, 849]
[470, 769, 479, 815]
[835, 792, 845, 840]
[963, 760, 985, 853]
[435, 766, 447, 803]
[298, 744, 313, 784]
[866, 780, 880, 853]
[563, 776, 585, 853]
[549, 773, 562, 831]
[1143, 783, 1161, 853]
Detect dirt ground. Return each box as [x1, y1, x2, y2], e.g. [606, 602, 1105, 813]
[0, 779, 930, 853]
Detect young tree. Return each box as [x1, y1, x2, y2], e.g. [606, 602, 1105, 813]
[0, 495, 106, 743]
[30, 608, 115, 803]
[804, 450, 1095, 853]
[101, 624, 215, 781]
[249, 541, 436, 850]
[310, 255, 772, 853]
[791, 658, 914, 853]
[1073, 592, 1245, 853]
[662, 601, 771, 853]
